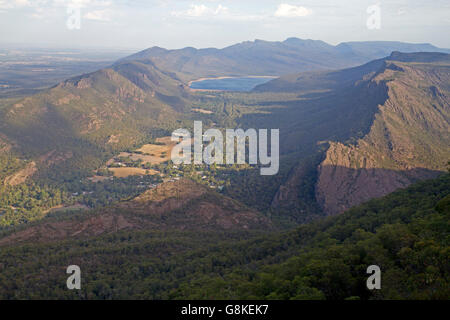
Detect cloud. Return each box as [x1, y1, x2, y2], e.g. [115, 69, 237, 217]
[397, 8, 407, 16]
[171, 4, 228, 18]
[30, 7, 45, 18]
[0, 0, 113, 20]
[14, 0, 32, 6]
[0, 0, 52, 18]
[170, 3, 265, 22]
[83, 8, 112, 21]
[0, 0, 111, 10]
[56, 0, 111, 8]
[0, 0, 12, 9]
[274, 4, 312, 18]
[0, 0, 45, 9]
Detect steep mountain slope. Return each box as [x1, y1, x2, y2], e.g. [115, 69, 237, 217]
[247, 52, 449, 217]
[253, 55, 387, 93]
[122, 38, 450, 81]
[316, 53, 450, 214]
[0, 173, 447, 299]
[0, 59, 190, 182]
[254, 51, 450, 93]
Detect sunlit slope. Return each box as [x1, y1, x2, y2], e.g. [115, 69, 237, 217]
[0, 60, 190, 181]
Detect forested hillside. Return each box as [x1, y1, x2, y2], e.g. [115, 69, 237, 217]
[0, 174, 447, 299]
[172, 174, 450, 300]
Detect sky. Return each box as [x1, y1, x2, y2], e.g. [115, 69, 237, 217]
[0, 0, 449, 51]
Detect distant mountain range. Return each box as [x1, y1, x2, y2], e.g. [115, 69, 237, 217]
[120, 38, 450, 81]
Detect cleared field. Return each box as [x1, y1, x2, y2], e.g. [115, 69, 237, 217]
[132, 154, 168, 163]
[135, 136, 177, 164]
[109, 167, 158, 178]
[192, 108, 213, 114]
[105, 136, 192, 175]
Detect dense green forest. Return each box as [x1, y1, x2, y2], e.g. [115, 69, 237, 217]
[0, 174, 447, 299]
[173, 175, 449, 300]
[0, 153, 23, 181]
[0, 174, 163, 228]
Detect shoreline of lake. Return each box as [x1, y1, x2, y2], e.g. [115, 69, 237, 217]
[189, 75, 277, 92]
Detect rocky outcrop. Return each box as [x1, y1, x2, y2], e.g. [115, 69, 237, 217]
[0, 179, 271, 246]
[0, 214, 137, 246]
[120, 179, 271, 230]
[316, 60, 450, 214]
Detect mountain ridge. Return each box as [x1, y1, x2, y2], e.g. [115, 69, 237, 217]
[120, 38, 450, 81]
[255, 52, 450, 215]
[0, 178, 271, 246]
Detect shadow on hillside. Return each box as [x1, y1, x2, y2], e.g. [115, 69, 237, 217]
[316, 164, 445, 215]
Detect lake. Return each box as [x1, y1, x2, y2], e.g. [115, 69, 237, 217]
[189, 76, 277, 92]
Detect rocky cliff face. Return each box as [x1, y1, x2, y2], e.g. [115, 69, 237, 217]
[316, 58, 450, 214]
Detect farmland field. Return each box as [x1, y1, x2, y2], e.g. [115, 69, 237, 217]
[109, 167, 159, 178]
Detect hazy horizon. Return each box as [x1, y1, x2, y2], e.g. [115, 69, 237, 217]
[2, 37, 449, 53]
[1, 0, 449, 51]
